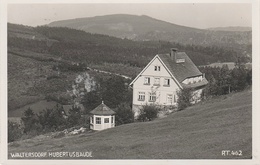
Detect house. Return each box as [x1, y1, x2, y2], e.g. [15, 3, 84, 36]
[129, 48, 208, 116]
[89, 101, 116, 131]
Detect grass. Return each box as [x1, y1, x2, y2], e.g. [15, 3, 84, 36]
[8, 89, 252, 159]
[8, 50, 77, 111]
[89, 62, 142, 78]
[8, 100, 60, 117]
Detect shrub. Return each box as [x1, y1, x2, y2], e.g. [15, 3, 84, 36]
[137, 104, 159, 122]
[67, 106, 82, 127]
[8, 121, 23, 142]
[114, 103, 134, 125]
[21, 108, 42, 134]
[177, 88, 192, 111]
[37, 104, 67, 132]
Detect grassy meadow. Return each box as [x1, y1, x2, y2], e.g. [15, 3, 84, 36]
[8, 89, 252, 159]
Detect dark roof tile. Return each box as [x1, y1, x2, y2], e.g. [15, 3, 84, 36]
[158, 53, 202, 82]
[90, 103, 116, 115]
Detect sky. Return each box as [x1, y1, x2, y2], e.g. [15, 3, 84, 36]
[8, 3, 252, 29]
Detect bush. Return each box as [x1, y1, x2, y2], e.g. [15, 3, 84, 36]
[37, 104, 67, 132]
[177, 88, 192, 111]
[137, 105, 159, 122]
[114, 103, 134, 125]
[21, 108, 42, 134]
[8, 121, 23, 142]
[67, 106, 82, 127]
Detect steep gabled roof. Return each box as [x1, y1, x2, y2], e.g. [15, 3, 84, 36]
[129, 55, 183, 88]
[90, 102, 116, 115]
[129, 51, 206, 89]
[158, 53, 202, 83]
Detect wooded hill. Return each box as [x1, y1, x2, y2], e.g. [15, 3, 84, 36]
[8, 23, 250, 70]
[7, 23, 251, 112]
[48, 14, 251, 51]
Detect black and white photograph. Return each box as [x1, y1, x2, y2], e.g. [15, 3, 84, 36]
[1, 0, 260, 164]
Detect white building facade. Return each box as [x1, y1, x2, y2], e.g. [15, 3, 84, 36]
[130, 48, 208, 117]
[90, 102, 116, 131]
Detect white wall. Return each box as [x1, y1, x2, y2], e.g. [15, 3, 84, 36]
[91, 115, 115, 131]
[131, 56, 206, 117]
[132, 57, 180, 109]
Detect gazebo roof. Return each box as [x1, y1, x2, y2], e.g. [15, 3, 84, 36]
[90, 101, 116, 115]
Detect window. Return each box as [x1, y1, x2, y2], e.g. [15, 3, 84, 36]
[111, 116, 114, 123]
[144, 77, 150, 85]
[154, 78, 160, 85]
[164, 78, 170, 86]
[149, 92, 156, 102]
[154, 66, 161, 71]
[96, 117, 101, 124]
[104, 118, 109, 123]
[138, 92, 145, 101]
[90, 116, 93, 123]
[167, 94, 173, 104]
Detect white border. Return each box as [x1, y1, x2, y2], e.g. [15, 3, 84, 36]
[1, 0, 259, 165]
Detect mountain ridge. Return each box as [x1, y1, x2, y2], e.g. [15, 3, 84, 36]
[48, 14, 203, 40]
[48, 14, 251, 48]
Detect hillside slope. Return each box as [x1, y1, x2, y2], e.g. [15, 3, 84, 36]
[48, 14, 251, 49]
[9, 89, 252, 159]
[49, 14, 202, 39]
[207, 26, 252, 32]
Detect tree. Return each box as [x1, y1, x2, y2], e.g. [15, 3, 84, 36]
[114, 103, 134, 125]
[8, 121, 23, 142]
[230, 67, 248, 92]
[218, 65, 231, 94]
[37, 104, 67, 132]
[21, 108, 41, 134]
[101, 76, 128, 108]
[246, 69, 252, 85]
[82, 75, 132, 112]
[82, 91, 102, 114]
[67, 106, 82, 127]
[137, 104, 159, 122]
[177, 88, 192, 110]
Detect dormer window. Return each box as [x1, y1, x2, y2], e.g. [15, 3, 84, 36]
[154, 66, 160, 71]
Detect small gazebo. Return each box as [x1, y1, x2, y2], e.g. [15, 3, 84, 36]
[89, 101, 116, 131]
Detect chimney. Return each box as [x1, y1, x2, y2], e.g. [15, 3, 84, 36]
[170, 48, 178, 61]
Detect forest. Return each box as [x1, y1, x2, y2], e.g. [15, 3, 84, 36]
[8, 25, 251, 70]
